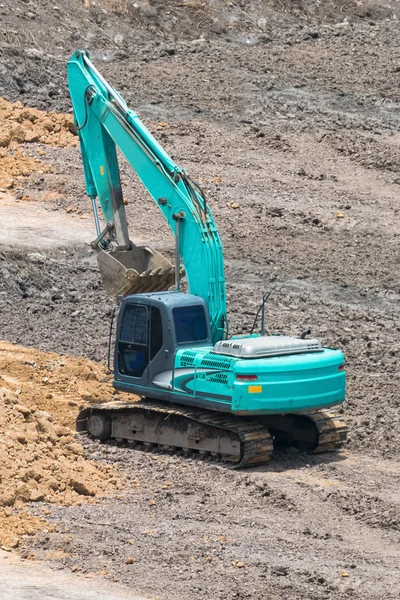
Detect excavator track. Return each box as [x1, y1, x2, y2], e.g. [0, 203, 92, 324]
[304, 408, 348, 453]
[77, 400, 274, 468]
[77, 402, 347, 467]
[259, 408, 348, 454]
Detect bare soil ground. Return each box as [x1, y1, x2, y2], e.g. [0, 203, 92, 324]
[0, 548, 144, 599]
[1, 1, 400, 599]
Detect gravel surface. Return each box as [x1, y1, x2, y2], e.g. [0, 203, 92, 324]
[1, 1, 400, 598]
[23, 440, 400, 600]
[0, 549, 144, 600]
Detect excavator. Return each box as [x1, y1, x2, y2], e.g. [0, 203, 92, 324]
[68, 50, 347, 466]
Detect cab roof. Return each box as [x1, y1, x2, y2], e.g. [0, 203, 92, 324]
[122, 291, 206, 310]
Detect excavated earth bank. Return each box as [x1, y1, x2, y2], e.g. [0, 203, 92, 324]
[0, 341, 135, 550]
[1, 1, 400, 599]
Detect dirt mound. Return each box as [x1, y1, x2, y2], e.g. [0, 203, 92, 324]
[0, 98, 77, 190]
[0, 98, 76, 148]
[0, 341, 135, 550]
[0, 150, 48, 194]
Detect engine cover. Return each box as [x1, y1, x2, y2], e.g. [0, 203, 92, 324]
[212, 336, 323, 359]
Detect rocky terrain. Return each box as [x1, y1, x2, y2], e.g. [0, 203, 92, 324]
[0, 1, 399, 599]
[0, 341, 133, 551]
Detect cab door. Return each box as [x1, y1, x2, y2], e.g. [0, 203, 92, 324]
[117, 304, 149, 384]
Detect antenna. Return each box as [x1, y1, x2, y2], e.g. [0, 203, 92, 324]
[250, 291, 271, 335]
[260, 291, 268, 336]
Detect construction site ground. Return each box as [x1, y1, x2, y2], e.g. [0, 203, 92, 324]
[0, 548, 144, 600]
[0, 1, 400, 599]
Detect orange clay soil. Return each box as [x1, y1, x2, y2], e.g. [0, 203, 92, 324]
[0, 98, 78, 189]
[0, 341, 137, 550]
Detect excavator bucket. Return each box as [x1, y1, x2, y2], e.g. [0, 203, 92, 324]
[97, 245, 176, 298]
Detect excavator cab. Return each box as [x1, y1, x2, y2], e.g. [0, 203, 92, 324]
[112, 292, 212, 397]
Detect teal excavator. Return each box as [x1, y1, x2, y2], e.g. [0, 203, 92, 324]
[68, 51, 347, 466]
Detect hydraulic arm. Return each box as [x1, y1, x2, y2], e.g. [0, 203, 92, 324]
[68, 50, 227, 343]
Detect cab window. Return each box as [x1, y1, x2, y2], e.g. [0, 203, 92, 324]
[173, 305, 208, 344]
[120, 305, 147, 344]
[119, 305, 148, 378]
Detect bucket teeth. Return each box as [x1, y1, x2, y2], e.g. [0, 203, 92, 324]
[97, 246, 178, 298]
[123, 267, 176, 295]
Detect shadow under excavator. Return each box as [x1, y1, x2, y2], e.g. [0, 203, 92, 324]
[247, 443, 349, 475]
[80, 427, 349, 475]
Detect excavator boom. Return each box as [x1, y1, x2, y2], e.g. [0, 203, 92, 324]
[67, 50, 227, 343]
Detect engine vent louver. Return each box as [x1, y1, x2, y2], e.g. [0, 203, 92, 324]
[200, 354, 233, 370]
[179, 350, 198, 368]
[207, 372, 229, 385]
